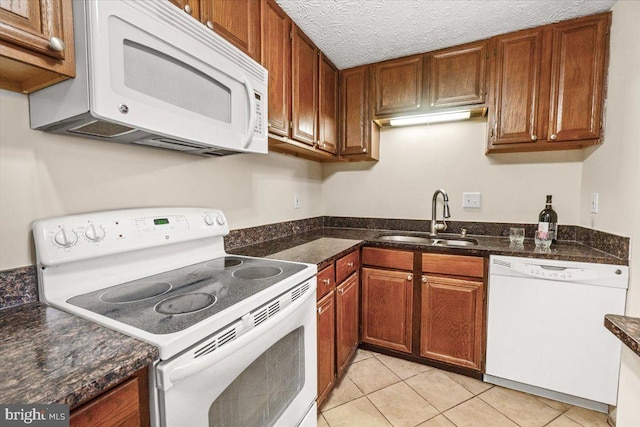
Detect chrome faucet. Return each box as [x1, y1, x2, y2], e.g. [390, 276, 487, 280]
[430, 189, 451, 236]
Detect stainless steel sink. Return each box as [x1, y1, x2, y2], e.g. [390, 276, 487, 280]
[376, 234, 478, 246]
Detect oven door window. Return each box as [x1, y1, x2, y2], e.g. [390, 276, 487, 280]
[208, 328, 304, 427]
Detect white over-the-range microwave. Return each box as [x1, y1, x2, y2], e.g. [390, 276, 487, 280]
[29, 0, 268, 157]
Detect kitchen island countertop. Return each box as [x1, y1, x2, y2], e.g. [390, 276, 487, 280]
[0, 302, 158, 407]
[605, 314, 640, 357]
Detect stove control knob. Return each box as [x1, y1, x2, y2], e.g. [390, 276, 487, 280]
[84, 224, 105, 242]
[53, 228, 78, 248]
[216, 214, 226, 226]
[204, 214, 215, 226]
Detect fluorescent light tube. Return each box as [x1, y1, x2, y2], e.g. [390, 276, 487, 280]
[389, 110, 472, 127]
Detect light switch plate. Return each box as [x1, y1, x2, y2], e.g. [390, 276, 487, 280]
[463, 192, 481, 208]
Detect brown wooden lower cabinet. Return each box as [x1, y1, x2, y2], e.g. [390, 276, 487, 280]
[336, 272, 359, 377]
[316, 290, 336, 405]
[316, 248, 360, 407]
[70, 367, 149, 427]
[361, 267, 413, 353]
[420, 275, 484, 370]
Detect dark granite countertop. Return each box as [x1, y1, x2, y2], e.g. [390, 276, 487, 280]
[0, 302, 159, 407]
[230, 227, 627, 266]
[605, 314, 640, 357]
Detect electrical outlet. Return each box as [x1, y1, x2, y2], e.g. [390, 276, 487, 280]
[294, 193, 301, 209]
[591, 193, 599, 214]
[462, 192, 481, 209]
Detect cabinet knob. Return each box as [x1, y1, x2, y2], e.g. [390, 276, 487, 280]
[48, 36, 65, 52]
[421, 276, 427, 283]
[531, 135, 537, 141]
[362, 148, 367, 153]
[317, 306, 323, 314]
[322, 278, 331, 285]
[407, 274, 413, 281]
[550, 134, 557, 140]
[183, 4, 192, 14]
[347, 262, 354, 268]
[206, 20, 214, 30]
[339, 288, 345, 294]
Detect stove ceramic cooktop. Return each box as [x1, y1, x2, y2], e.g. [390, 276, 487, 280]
[67, 256, 307, 334]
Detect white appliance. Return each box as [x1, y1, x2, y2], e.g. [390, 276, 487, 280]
[485, 255, 628, 412]
[29, 0, 267, 157]
[33, 208, 317, 427]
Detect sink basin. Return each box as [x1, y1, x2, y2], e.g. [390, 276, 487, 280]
[376, 234, 478, 247]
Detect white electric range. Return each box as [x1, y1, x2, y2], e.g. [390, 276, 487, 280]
[33, 207, 318, 427]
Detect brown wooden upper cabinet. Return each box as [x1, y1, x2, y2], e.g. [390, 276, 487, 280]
[487, 12, 610, 153]
[0, 0, 75, 93]
[372, 54, 425, 117]
[339, 65, 380, 161]
[428, 40, 488, 109]
[318, 53, 339, 154]
[291, 26, 318, 146]
[168, 0, 261, 62]
[261, 0, 291, 138]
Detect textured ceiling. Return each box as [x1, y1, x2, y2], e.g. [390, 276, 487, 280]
[275, 0, 617, 69]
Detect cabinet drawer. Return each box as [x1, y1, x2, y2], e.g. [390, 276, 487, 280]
[336, 250, 359, 283]
[317, 264, 336, 300]
[422, 253, 484, 278]
[70, 377, 141, 427]
[362, 247, 413, 271]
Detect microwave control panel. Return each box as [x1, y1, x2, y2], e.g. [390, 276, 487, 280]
[254, 91, 264, 135]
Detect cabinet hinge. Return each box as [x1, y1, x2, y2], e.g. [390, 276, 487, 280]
[289, 121, 293, 129]
[493, 47, 497, 56]
[290, 31, 293, 39]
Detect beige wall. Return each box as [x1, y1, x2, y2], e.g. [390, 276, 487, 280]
[322, 120, 584, 224]
[0, 90, 324, 270]
[579, 1, 640, 425]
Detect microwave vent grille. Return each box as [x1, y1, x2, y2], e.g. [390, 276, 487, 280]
[69, 120, 136, 138]
[134, 137, 241, 156]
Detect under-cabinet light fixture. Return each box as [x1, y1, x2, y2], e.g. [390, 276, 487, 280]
[377, 107, 487, 128]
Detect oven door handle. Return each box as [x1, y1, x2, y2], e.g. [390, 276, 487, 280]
[158, 286, 314, 391]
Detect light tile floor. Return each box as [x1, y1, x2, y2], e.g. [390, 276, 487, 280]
[318, 350, 611, 427]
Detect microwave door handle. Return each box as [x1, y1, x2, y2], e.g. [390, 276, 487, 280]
[242, 76, 256, 149]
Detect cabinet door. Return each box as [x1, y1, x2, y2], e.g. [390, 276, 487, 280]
[372, 55, 424, 117]
[336, 273, 359, 377]
[167, 0, 201, 20]
[487, 28, 544, 149]
[0, 0, 75, 93]
[420, 275, 484, 370]
[291, 26, 318, 146]
[361, 268, 413, 353]
[200, 0, 261, 62]
[318, 54, 339, 154]
[547, 13, 609, 144]
[261, 0, 290, 137]
[429, 40, 487, 109]
[317, 292, 335, 406]
[339, 65, 380, 160]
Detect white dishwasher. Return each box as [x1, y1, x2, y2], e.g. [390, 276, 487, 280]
[485, 255, 628, 412]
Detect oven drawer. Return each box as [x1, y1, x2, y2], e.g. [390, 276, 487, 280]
[336, 250, 359, 283]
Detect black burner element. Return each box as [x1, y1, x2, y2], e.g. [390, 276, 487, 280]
[204, 257, 243, 269]
[233, 266, 283, 280]
[101, 281, 172, 303]
[156, 293, 217, 315]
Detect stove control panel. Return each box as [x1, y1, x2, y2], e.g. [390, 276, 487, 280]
[33, 207, 229, 267]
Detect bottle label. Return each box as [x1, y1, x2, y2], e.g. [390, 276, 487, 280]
[538, 222, 549, 232]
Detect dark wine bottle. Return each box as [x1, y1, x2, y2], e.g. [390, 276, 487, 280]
[538, 195, 558, 242]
